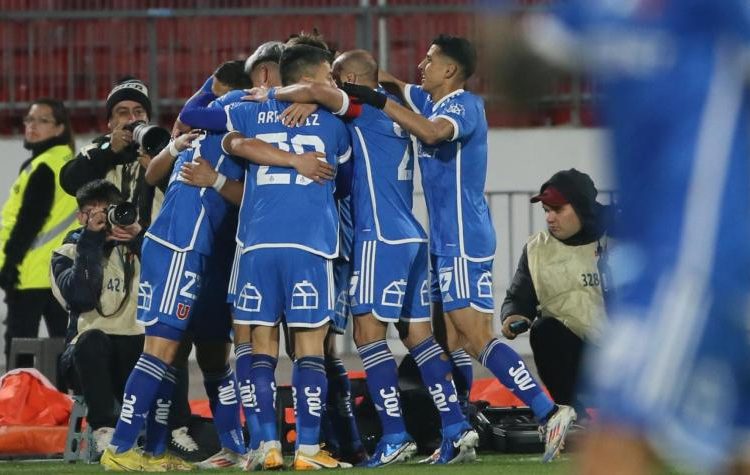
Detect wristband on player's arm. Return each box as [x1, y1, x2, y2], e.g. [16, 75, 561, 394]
[212, 172, 227, 191]
[341, 83, 387, 110]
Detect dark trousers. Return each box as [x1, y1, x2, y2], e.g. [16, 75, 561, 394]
[60, 329, 192, 430]
[4, 288, 68, 368]
[529, 316, 585, 407]
[61, 330, 144, 429]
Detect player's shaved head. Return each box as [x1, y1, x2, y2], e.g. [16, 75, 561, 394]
[333, 49, 378, 87]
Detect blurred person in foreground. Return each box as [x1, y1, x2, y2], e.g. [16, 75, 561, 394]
[53, 179, 144, 456]
[501, 169, 611, 416]
[487, 1, 750, 473]
[0, 98, 78, 369]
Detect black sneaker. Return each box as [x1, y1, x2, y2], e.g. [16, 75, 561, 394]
[168, 426, 204, 463]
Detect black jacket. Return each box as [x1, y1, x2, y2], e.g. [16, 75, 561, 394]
[60, 135, 155, 227]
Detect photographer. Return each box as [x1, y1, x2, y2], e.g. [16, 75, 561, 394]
[53, 179, 144, 453]
[500, 169, 611, 413]
[60, 78, 166, 227]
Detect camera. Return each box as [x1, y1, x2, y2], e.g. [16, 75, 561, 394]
[107, 202, 138, 227]
[125, 120, 170, 156]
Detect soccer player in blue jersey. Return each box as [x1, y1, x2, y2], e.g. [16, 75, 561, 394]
[99, 104, 330, 471]
[496, 1, 750, 473]
[247, 48, 481, 465]
[221, 44, 353, 471]
[178, 39, 366, 466]
[345, 35, 576, 462]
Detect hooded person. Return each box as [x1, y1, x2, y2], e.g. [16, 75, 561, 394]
[499, 168, 611, 412]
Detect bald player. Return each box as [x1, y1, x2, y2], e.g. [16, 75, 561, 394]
[246, 49, 479, 466]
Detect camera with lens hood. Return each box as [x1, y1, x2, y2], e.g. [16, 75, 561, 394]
[106, 202, 138, 227]
[124, 120, 171, 157]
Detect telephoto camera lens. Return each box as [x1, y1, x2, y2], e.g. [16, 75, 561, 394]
[107, 202, 138, 227]
[128, 120, 171, 156]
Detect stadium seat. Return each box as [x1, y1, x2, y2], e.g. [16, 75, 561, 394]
[8, 337, 66, 388]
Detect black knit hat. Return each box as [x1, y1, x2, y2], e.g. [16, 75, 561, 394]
[531, 168, 597, 210]
[106, 78, 152, 120]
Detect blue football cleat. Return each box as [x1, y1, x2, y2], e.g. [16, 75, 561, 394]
[433, 428, 479, 464]
[359, 438, 417, 467]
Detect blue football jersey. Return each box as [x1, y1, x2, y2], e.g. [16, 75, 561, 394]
[146, 133, 243, 254]
[404, 85, 496, 261]
[543, 0, 750, 288]
[225, 99, 351, 258]
[349, 95, 427, 244]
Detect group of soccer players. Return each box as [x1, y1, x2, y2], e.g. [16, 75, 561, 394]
[100, 32, 577, 472]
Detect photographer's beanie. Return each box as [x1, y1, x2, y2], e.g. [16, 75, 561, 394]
[106, 78, 152, 121]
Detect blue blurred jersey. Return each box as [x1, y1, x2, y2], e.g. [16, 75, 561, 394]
[349, 95, 427, 244]
[225, 99, 351, 258]
[404, 85, 495, 261]
[538, 1, 750, 471]
[145, 133, 243, 255]
[545, 0, 750, 291]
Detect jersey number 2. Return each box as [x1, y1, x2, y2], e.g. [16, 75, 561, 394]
[255, 132, 326, 186]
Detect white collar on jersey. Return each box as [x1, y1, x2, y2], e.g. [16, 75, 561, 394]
[432, 88, 465, 112]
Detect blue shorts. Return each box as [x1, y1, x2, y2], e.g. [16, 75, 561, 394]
[232, 248, 334, 328]
[330, 257, 352, 334]
[350, 240, 430, 322]
[138, 238, 205, 332]
[226, 243, 242, 305]
[429, 255, 494, 313]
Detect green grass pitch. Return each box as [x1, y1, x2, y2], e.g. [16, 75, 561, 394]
[0, 453, 572, 474]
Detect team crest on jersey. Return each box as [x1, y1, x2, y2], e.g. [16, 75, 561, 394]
[292, 280, 318, 310]
[382, 280, 407, 307]
[444, 102, 465, 117]
[176, 303, 191, 320]
[138, 281, 153, 311]
[236, 283, 262, 312]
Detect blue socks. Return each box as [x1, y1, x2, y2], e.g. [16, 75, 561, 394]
[450, 348, 474, 412]
[235, 343, 262, 450]
[252, 354, 279, 443]
[203, 365, 246, 454]
[479, 338, 555, 422]
[410, 337, 467, 438]
[144, 365, 177, 456]
[324, 356, 364, 454]
[111, 353, 167, 454]
[293, 356, 327, 448]
[357, 340, 407, 443]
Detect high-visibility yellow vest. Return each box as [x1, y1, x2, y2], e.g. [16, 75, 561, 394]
[526, 231, 607, 342]
[0, 145, 79, 289]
